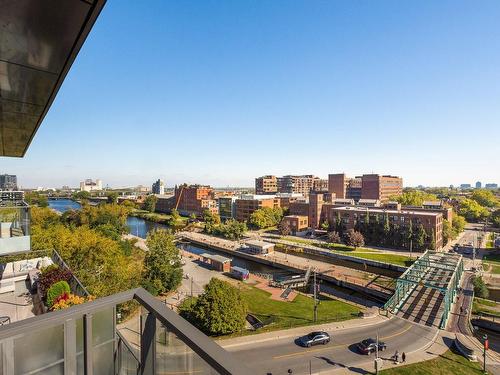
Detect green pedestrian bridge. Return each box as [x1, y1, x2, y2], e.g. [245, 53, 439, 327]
[384, 250, 464, 329]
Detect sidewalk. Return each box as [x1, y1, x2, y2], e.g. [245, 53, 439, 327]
[321, 330, 450, 374]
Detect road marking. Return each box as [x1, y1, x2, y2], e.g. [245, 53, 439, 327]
[272, 324, 413, 360]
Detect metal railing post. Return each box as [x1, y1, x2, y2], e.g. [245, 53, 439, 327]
[64, 318, 77, 375]
[84, 313, 93, 375]
[140, 312, 156, 375]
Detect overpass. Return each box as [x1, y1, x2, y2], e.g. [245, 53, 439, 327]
[384, 250, 464, 329]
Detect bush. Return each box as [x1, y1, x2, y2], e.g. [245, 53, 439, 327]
[46, 281, 71, 307]
[38, 265, 72, 298]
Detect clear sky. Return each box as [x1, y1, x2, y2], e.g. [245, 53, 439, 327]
[3, 0, 500, 189]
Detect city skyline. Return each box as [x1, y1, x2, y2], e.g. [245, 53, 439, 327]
[2, 1, 500, 187]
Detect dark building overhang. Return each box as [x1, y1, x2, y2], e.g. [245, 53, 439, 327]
[0, 0, 106, 157]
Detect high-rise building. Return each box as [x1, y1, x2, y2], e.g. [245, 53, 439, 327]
[0, 174, 18, 191]
[475, 181, 482, 189]
[277, 175, 322, 196]
[218, 196, 238, 220]
[485, 183, 498, 189]
[460, 184, 471, 189]
[255, 175, 278, 194]
[152, 179, 165, 195]
[80, 179, 102, 192]
[361, 174, 403, 201]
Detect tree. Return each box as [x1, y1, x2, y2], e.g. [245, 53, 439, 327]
[106, 192, 119, 204]
[72, 191, 91, 200]
[492, 209, 500, 228]
[142, 229, 183, 295]
[24, 191, 49, 207]
[143, 195, 158, 213]
[471, 189, 499, 208]
[327, 231, 341, 244]
[473, 276, 489, 299]
[442, 219, 454, 245]
[415, 224, 427, 250]
[179, 278, 247, 336]
[320, 221, 329, 230]
[278, 220, 291, 236]
[344, 229, 364, 249]
[458, 198, 490, 222]
[215, 219, 247, 240]
[203, 210, 221, 234]
[452, 215, 466, 233]
[389, 190, 438, 206]
[249, 207, 284, 229]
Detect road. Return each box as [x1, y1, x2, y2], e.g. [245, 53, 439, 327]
[224, 317, 437, 374]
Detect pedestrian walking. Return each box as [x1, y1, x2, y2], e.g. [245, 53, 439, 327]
[393, 350, 399, 364]
[402, 352, 406, 363]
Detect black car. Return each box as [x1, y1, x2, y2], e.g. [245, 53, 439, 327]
[298, 331, 330, 347]
[357, 338, 386, 355]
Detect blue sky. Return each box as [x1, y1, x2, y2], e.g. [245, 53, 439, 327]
[4, 1, 500, 188]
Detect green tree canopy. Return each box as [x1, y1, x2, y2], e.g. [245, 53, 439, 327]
[249, 207, 284, 229]
[24, 191, 49, 207]
[142, 229, 183, 295]
[471, 189, 499, 208]
[458, 198, 490, 222]
[72, 191, 91, 200]
[143, 195, 158, 213]
[389, 190, 438, 206]
[179, 278, 247, 336]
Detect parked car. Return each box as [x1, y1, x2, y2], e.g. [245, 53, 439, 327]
[298, 331, 330, 347]
[357, 338, 387, 355]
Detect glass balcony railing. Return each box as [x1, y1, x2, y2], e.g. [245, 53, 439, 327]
[0, 201, 31, 256]
[0, 288, 250, 375]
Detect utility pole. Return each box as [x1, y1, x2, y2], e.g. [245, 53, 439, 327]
[313, 270, 318, 323]
[409, 239, 412, 260]
[375, 332, 379, 375]
[484, 334, 488, 373]
[190, 277, 193, 297]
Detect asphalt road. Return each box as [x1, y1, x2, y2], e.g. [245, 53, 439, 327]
[225, 317, 437, 375]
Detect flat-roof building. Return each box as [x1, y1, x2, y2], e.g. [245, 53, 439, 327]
[234, 194, 279, 222]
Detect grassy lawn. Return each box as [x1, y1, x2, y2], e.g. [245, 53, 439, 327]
[483, 253, 500, 274]
[472, 297, 500, 317]
[239, 285, 361, 332]
[279, 236, 412, 266]
[344, 252, 414, 267]
[380, 348, 487, 375]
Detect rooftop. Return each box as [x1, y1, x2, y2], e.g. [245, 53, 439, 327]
[200, 253, 232, 263]
[333, 206, 442, 216]
[245, 240, 274, 248]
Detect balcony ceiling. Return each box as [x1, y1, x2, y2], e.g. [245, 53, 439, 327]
[0, 0, 106, 157]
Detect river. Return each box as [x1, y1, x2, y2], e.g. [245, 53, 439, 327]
[48, 199, 166, 239]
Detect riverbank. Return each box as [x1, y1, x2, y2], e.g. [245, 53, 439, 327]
[129, 209, 188, 226]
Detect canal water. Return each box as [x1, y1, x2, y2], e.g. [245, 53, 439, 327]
[181, 243, 292, 279]
[48, 199, 164, 239]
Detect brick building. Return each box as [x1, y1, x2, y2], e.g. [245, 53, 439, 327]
[255, 175, 278, 195]
[323, 206, 444, 249]
[171, 184, 217, 217]
[361, 174, 403, 201]
[281, 215, 309, 234]
[329, 173, 402, 202]
[234, 195, 280, 222]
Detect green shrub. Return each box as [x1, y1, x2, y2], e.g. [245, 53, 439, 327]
[46, 281, 71, 307]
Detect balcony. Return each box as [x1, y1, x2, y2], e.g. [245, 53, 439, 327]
[0, 287, 250, 375]
[0, 201, 30, 256]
